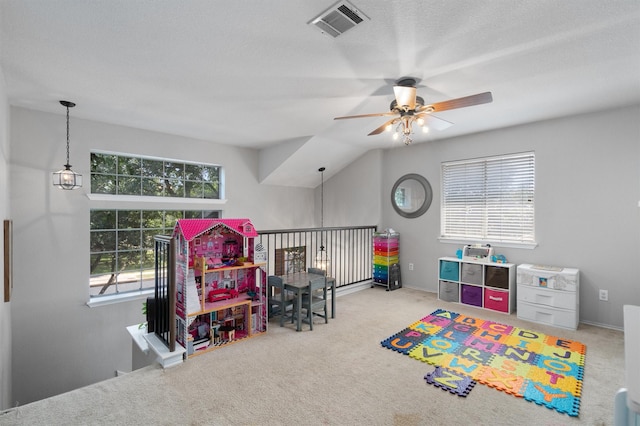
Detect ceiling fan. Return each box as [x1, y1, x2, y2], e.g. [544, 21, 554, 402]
[334, 77, 493, 145]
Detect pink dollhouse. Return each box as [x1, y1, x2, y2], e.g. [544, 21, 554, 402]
[171, 218, 267, 358]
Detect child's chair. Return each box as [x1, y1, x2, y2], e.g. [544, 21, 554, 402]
[267, 276, 294, 327]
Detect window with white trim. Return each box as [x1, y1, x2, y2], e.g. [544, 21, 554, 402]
[90, 152, 220, 198]
[441, 152, 535, 246]
[89, 152, 224, 300]
[89, 209, 220, 297]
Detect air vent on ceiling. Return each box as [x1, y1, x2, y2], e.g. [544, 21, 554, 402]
[309, 1, 370, 38]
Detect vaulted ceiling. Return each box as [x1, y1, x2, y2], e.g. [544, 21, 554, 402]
[1, 1, 639, 187]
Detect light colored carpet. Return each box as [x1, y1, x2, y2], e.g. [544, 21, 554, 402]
[0, 287, 624, 425]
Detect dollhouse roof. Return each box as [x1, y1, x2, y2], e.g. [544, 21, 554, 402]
[173, 218, 257, 241]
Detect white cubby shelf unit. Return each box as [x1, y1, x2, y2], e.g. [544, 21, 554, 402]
[438, 257, 516, 314]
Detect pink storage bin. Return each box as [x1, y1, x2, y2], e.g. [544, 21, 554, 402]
[484, 288, 509, 312]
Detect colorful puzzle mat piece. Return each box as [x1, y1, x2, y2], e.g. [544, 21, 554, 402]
[424, 366, 476, 397]
[381, 309, 586, 417]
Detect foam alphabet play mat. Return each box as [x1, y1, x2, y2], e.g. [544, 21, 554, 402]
[381, 309, 586, 417]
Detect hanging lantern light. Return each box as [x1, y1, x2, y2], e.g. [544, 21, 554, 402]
[315, 166, 331, 272]
[52, 100, 83, 190]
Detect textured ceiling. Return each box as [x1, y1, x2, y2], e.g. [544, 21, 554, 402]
[1, 1, 639, 187]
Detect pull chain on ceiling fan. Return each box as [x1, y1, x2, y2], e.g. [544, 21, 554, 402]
[334, 78, 493, 145]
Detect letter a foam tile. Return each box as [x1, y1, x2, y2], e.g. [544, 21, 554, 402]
[424, 366, 476, 397]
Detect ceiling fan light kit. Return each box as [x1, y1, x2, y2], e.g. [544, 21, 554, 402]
[334, 77, 492, 146]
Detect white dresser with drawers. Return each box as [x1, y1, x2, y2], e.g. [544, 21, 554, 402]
[516, 264, 580, 330]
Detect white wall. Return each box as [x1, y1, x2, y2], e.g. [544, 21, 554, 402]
[320, 149, 383, 228]
[8, 107, 316, 405]
[7, 103, 639, 406]
[378, 105, 640, 329]
[0, 64, 12, 411]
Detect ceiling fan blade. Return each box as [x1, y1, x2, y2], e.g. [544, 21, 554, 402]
[393, 85, 417, 109]
[416, 113, 453, 131]
[368, 118, 398, 136]
[427, 92, 493, 113]
[334, 111, 397, 120]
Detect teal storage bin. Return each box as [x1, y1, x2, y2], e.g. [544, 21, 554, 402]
[440, 260, 459, 281]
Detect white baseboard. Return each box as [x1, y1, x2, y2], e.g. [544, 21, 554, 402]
[579, 320, 623, 332]
[335, 280, 371, 297]
[337, 283, 624, 331]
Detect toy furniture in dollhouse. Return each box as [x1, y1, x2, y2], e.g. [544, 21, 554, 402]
[208, 287, 239, 303]
[172, 218, 268, 358]
[219, 325, 235, 341]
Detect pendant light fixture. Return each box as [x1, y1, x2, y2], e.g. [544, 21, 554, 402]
[315, 166, 330, 272]
[52, 100, 83, 190]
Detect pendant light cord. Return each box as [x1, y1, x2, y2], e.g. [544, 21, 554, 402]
[319, 167, 326, 249]
[65, 105, 71, 166]
[321, 169, 324, 229]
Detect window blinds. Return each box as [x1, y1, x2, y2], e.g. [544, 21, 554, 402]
[441, 152, 535, 244]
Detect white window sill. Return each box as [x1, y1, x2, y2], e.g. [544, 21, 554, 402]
[438, 237, 538, 250]
[87, 289, 154, 308]
[87, 193, 228, 205]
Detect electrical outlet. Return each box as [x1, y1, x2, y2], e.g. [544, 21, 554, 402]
[599, 289, 608, 301]
[408, 263, 414, 271]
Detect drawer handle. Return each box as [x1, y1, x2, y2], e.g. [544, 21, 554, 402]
[489, 296, 503, 302]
